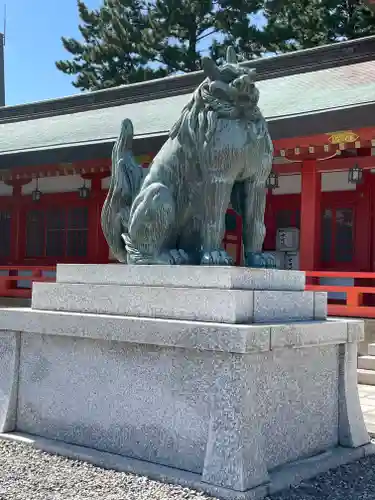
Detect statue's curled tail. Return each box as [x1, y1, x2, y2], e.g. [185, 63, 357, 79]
[101, 119, 143, 262]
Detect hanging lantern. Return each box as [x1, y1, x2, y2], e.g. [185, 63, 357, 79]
[31, 178, 42, 202]
[78, 179, 90, 199]
[265, 170, 279, 189]
[348, 164, 363, 184]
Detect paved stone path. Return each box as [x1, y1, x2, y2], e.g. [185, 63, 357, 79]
[359, 384, 375, 435]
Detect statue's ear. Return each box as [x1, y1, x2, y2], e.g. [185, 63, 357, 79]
[226, 46, 237, 64]
[201, 56, 221, 81]
[247, 68, 257, 81]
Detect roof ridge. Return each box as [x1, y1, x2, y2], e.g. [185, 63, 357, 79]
[3, 35, 375, 124]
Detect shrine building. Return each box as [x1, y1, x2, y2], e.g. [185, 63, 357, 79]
[2, 35, 375, 318]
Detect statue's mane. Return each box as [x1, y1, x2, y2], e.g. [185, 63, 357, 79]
[169, 73, 261, 159]
[169, 80, 218, 157]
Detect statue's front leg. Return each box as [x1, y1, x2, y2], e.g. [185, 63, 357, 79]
[200, 179, 234, 266]
[241, 179, 276, 269]
[125, 182, 189, 265]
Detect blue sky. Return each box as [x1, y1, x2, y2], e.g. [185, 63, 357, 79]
[6, 0, 101, 106]
[6, 0, 265, 107]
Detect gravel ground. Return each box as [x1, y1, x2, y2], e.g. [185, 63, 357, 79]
[1, 439, 375, 500]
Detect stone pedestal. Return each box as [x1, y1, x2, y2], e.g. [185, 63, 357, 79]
[0, 264, 372, 500]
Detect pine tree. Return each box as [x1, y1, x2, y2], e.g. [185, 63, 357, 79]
[212, 0, 266, 60]
[56, 0, 169, 91]
[145, 0, 217, 73]
[262, 0, 375, 53]
[56, 0, 265, 91]
[146, 0, 265, 72]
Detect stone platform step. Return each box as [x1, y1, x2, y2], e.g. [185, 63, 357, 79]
[31, 282, 327, 324]
[358, 368, 375, 386]
[33, 266, 326, 324]
[368, 343, 375, 356]
[358, 355, 375, 371]
[56, 264, 305, 291]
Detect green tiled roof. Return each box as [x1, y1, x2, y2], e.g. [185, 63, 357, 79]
[259, 60, 375, 119]
[1, 60, 375, 157]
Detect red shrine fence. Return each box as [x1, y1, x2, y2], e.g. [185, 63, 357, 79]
[0, 265, 55, 299]
[2, 266, 375, 319]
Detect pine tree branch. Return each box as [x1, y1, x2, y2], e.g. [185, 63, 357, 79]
[196, 28, 218, 42]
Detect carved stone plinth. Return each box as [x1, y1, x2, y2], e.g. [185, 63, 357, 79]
[0, 264, 372, 500]
[33, 265, 324, 324]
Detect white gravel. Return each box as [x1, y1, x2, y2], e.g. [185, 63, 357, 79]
[1, 439, 375, 500]
[0, 440, 213, 500]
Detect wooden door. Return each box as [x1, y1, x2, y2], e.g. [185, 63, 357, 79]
[320, 189, 370, 272]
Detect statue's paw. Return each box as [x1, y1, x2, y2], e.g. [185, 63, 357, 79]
[167, 249, 190, 265]
[244, 252, 277, 269]
[200, 250, 234, 266]
[151, 249, 189, 265]
[126, 248, 190, 265]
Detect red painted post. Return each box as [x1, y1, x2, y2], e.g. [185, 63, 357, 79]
[9, 183, 23, 263]
[83, 173, 109, 263]
[300, 160, 321, 271]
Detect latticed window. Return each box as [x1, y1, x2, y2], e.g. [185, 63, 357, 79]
[0, 211, 11, 258]
[321, 207, 354, 266]
[66, 207, 88, 257]
[26, 207, 88, 259]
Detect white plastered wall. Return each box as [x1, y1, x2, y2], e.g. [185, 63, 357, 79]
[22, 175, 91, 195]
[102, 170, 356, 194]
[102, 176, 110, 190]
[273, 174, 301, 195]
[321, 171, 356, 192]
[12, 170, 357, 197]
[273, 171, 356, 195]
[101, 167, 148, 190]
[0, 182, 12, 196]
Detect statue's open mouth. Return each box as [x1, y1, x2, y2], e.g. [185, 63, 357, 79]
[208, 79, 259, 107]
[229, 76, 259, 107]
[233, 87, 259, 108]
[237, 93, 248, 100]
[237, 91, 257, 102]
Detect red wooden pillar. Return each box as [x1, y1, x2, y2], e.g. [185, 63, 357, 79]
[6, 180, 30, 263]
[299, 159, 321, 271]
[83, 173, 108, 263]
[97, 190, 110, 263]
[263, 188, 274, 251]
[356, 169, 372, 271]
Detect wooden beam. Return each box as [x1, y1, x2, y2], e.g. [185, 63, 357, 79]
[273, 125, 375, 151]
[317, 155, 375, 172]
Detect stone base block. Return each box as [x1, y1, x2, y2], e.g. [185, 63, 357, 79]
[56, 264, 306, 291]
[32, 265, 326, 324]
[0, 266, 367, 499]
[0, 305, 369, 499]
[31, 282, 326, 323]
[0, 331, 20, 433]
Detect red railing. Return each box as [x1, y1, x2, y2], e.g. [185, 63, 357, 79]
[306, 271, 375, 318]
[1, 266, 375, 319]
[0, 266, 56, 298]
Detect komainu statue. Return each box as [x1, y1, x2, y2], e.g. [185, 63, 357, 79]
[101, 47, 274, 266]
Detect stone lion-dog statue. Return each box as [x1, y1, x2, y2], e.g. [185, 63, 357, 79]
[101, 47, 274, 267]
